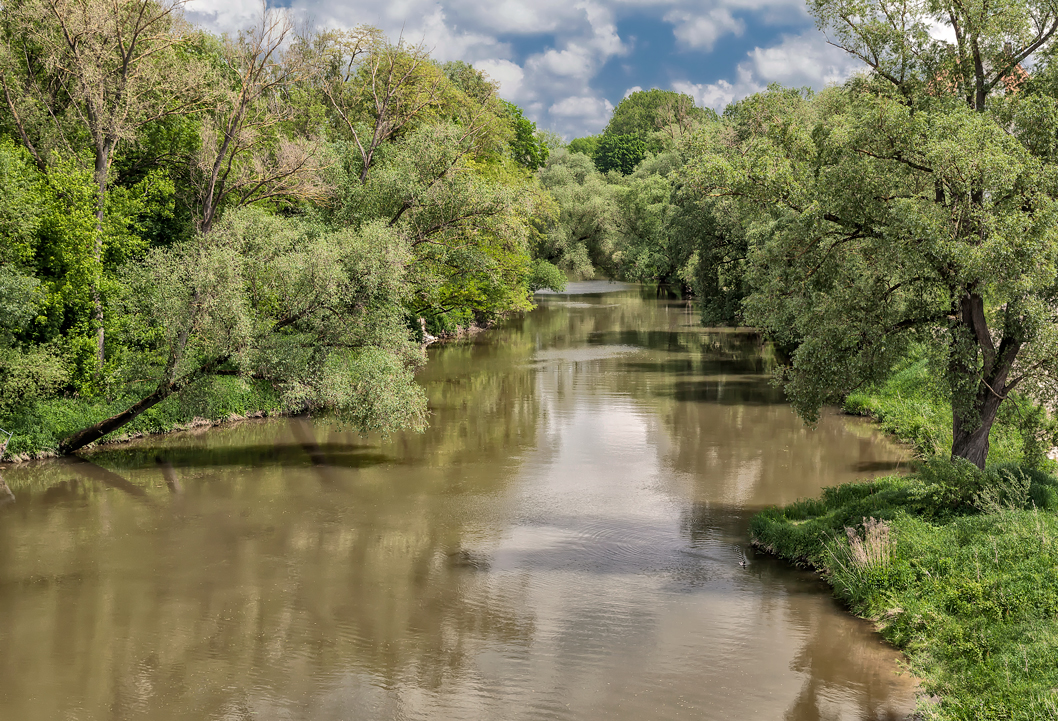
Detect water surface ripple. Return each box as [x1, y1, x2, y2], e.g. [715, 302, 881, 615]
[0, 282, 917, 720]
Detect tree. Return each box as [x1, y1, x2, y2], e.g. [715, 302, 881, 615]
[503, 100, 548, 170]
[593, 133, 646, 175]
[58, 207, 427, 454]
[567, 135, 598, 157]
[611, 171, 676, 284]
[691, 0, 1058, 468]
[193, 7, 324, 234]
[329, 120, 543, 330]
[537, 148, 619, 277]
[0, 0, 209, 367]
[605, 89, 710, 153]
[313, 33, 447, 183]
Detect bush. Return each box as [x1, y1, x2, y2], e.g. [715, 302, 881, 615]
[528, 259, 567, 292]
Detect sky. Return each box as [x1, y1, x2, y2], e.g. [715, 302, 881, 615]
[185, 0, 865, 138]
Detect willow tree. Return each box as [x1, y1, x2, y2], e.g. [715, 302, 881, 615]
[694, 0, 1058, 468]
[59, 208, 427, 454]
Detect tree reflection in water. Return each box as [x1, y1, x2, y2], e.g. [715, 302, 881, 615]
[0, 284, 916, 721]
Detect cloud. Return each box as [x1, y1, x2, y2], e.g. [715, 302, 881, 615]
[748, 30, 860, 87]
[665, 8, 745, 51]
[674, 29, 862, 112]
[477, 59, 526, 99]
[549, 95, 615, 129]
[185, 0, 261, 34]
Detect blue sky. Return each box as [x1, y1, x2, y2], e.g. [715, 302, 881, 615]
[187, 0, 863, 138]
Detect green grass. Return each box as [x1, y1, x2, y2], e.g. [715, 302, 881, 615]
[843, 355, 1049, 466]
[752, 466, 1058, 720]
[0, 376, 284, 459]
[755, 357, 1058, 720]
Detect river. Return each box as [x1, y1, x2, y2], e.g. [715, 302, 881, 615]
[0, 281, 917, 720]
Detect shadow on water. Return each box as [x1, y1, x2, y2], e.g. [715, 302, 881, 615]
[88, 442, 394, 472]
[0, 284, 918, 721]
[853, 459, 912, 473]
[668, 378, 786, 405]
[68, 456, 150, 499]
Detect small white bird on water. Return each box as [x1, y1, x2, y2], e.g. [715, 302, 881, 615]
[735, 545, 749, 568]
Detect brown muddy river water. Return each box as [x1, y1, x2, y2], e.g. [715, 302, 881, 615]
[0, 282, 918, 720]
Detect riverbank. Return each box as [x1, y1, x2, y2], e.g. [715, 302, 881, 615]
[0, 376, 285, 462]
[0, 322, 501, 463]
[752, 359, 1058, 720]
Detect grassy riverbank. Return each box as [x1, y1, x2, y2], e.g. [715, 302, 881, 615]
[842, 352, 1054, 467]
[753, 360, 1058, 720]
[0, 377, 284, 461]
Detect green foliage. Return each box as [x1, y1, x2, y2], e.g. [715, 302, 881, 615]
[675, 0, 1058, 469]
[114, 207, 428, 435]
[610, 171, 678, 282]
[604, 89, 711, 153]
[528, 258, 566, 292]
[752, 469, 1058, 721]
[567, 135, 599, 158]
[536, 148, 619, 278]
[686, 73, 1058, 466]
[593, 133, 646, 175]
[503, 101, 549, 170]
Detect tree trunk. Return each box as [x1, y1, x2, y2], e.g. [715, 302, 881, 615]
[92, 145, 113, 369]
[951, 394, 1003, 469]
[947, 293, 1021, 469]
[58, 357, 225, 455]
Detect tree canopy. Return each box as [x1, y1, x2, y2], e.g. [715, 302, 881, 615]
[685, 0, 1058, 468]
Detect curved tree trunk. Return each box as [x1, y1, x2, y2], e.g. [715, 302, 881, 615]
[58, 356, 226, 455]
[948, 293, 1022, 470]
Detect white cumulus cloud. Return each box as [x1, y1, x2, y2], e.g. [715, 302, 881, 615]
[665, 8, 745, 51]
[674, 29, 862, 112]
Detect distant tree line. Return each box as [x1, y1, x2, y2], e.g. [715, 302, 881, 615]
[547, 0, 1058, 470]
[4, 0, 1058, 472]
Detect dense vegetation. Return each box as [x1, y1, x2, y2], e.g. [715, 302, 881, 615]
[0, 2, 564, 457]
[3, 0, 1058, 480]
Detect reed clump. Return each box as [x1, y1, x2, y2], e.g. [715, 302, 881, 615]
[846, 517, 892, 569]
